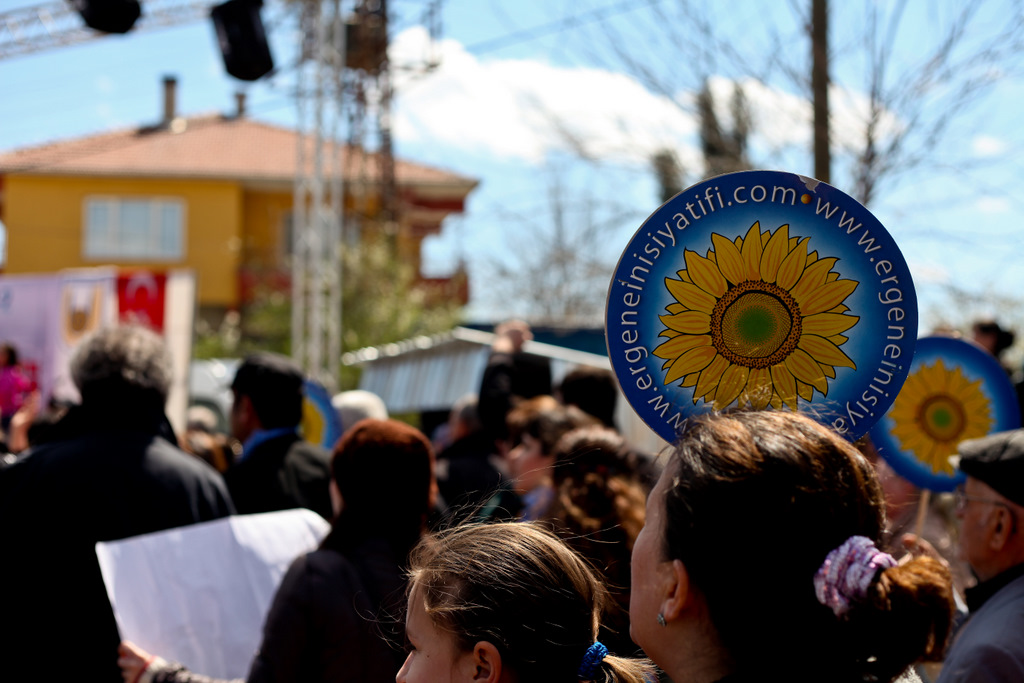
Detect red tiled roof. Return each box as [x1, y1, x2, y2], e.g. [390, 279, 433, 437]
[0, 115, 477, 191]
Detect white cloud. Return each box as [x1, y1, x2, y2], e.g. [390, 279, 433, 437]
[972, 135, 1006, 157]
[910, 262, 951, 285]
[391, 27, 700, 165]
[976, 196, 1011, 213]
[389, 27, 900, 170]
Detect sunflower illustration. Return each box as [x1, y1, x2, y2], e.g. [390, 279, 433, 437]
[888, 359, 993, 475]
[653, 221, 860, 410]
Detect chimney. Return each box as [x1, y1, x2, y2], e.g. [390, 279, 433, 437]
[162, 75, 177, 124]
[234, 91, 247, 119]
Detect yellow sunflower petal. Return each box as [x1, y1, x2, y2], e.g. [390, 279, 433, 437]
[769, 392, 784, 410]
[693, 354, 730, 401]
[714, 365, 750, 410]
[741, 222, 764, 281]
[666, 303, 687, 315]
[660, 311, 711, 334]
[798, 334, 856, 370]
[820, 363, 836, 379]
[776, 237, 810, 290]
[770, 362, 799, 409]
[685, 249, 728, 297]
[785, 348, 829, 395]
[759, 224, 791, 283]
[664, 346, 718, 385]
[681, 372, 699, 388]
[675, 269, 693, 284]
[797, 381, 814, 402]
[653, 334, 712, 360]
[828, 335, 849, 346]
[711, 232, 747, 286]
[659, 329, 680, 339]
[741, 367, 773, 410]
[665, 277, 718, 314]
[802, 312, 859, 337]
[790, 257, 838, 303]
[798, 278, 859, 316]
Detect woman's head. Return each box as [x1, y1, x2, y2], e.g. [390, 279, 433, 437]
[326, 418, 435, 555]
[631, 410, 953, 682]
[506, 398, 596, 494]
[547, 425, 647, 570]
[401, 523, 652, 683]
[0, 342, 17, 367]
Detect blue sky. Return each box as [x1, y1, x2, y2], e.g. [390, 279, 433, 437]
[4, 0, 1024, 339]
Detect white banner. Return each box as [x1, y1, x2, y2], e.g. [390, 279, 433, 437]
[97, 509, 330, 680]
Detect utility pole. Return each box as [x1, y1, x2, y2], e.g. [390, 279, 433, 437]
[811, 0, 830, 183]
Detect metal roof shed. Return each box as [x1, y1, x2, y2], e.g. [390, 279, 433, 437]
[343, 326, 667, 454]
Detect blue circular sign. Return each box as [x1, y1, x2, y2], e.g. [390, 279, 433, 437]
[302, 379, 344, 451]
[869, 336, 1021, 491]
[606, 170, 917, 443]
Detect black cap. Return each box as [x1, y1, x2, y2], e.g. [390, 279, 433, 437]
[958, 429, 1024, 507]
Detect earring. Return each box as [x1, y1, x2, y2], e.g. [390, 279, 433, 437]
[657, 613, 666, 627]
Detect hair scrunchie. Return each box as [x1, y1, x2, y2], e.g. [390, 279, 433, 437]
[577, 641, 608, 679]
[814, 535, 896, 617]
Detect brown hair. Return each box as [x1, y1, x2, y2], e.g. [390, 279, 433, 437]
[506, 396, 597, 453]
[323, 418, 435, 559]
[660, 411, 953, 682]
[408, 523, 654, 683]
[545, 426, 648, 656]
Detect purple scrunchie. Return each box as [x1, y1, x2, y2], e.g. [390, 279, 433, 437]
[813, 535, 896, 617]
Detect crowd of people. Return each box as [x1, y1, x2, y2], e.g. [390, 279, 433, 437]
[0, 319, 1022, 683]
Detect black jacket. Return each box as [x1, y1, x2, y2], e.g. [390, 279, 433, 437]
[0, 403, 235, 681]
[224, 433, 333, 520]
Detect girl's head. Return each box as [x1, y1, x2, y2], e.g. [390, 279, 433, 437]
[400, 523, 652, 683]
[324, 418, 435, 556]
[631, 410, 954, 683]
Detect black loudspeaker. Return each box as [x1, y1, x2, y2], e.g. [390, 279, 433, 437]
[211, 0, 275, 82]
[71, 0, 141, 34]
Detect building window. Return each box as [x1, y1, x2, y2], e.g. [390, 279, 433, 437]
[84, 198, 185, 260]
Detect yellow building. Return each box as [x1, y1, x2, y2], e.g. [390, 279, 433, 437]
[0, 83, 478, 321]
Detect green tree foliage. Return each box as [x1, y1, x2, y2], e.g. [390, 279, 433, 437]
[194, 239, 462, 390]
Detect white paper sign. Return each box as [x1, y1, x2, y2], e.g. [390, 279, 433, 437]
[96, 509, 331, 679]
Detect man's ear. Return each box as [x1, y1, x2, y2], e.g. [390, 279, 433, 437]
[990, 507, 1015, 551]
[468, 641, 503, 683]
[658, 558, 692, 624]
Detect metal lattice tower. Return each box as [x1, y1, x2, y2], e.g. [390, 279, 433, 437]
[292, 0, 345, 390]
[292, 0, 396, 390]
[0, 0, 211, 59]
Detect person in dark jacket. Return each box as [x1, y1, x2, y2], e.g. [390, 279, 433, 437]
[0, 324, 235, 682]
[225, 352, 332, 520]
[119, 418, 437, 683]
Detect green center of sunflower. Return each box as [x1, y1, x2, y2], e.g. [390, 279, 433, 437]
[710, 280, 803, 369]
[919, 394, 965, 442]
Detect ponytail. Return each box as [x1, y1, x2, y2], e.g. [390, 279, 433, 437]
[590, 654, 657, 683]
[858, 556, 955, 679]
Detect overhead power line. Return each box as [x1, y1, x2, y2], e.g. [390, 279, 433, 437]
[464, 0, 662, 56]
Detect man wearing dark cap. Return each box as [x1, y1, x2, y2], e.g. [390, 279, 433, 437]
[224, 352, 333, 520]
[937, 429, 1024, 683]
